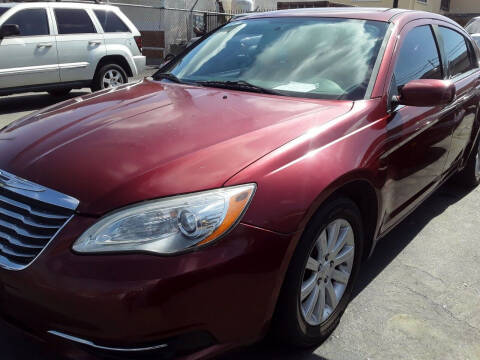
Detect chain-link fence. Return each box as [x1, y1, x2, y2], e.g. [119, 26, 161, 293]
[104, 0, 274, 64]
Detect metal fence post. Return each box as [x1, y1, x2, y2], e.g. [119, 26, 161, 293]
[187, 11, 193, 42]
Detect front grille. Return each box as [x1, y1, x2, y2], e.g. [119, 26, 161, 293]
[0, 170, 79, 270]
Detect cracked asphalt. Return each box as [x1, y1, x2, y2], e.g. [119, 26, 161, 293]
[0, 83, 479, 360]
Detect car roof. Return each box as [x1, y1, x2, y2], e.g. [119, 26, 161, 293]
[236, 7, 455, 24]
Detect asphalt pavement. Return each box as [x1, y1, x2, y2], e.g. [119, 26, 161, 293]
[0, 80, 479, 360]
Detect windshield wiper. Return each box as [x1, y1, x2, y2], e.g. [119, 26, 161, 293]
[153, 72, 183, 83]
[195, 80, 280, 95]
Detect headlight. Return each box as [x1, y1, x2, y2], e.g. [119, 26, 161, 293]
[73, 184, 256, 255]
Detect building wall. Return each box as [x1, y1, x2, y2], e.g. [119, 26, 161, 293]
[330, 0, 444, 13]
[450, 0, 480, 14]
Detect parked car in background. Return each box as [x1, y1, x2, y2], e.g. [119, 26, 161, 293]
[472, 34, 480, 48]
[466, 16, 480, 34]
[0, 7, 479, 360]
[465, 17, 480, 49]
[0, 2, 145, 96]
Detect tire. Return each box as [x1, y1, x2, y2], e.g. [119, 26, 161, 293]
[455, 136, 480, 188]
[48, 88, 71, 97]
[273, 197, 364, 347]
[91, 63, 128, 92]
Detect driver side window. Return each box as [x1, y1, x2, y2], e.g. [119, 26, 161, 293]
[394, 25, 443, 92]
[4, 8, 49, 37]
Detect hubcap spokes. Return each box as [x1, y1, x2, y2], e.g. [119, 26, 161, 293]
[103, 70, 124, 88]
[300, 219, 355, 326]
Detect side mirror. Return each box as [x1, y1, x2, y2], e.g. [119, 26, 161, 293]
[0, 24, 20, 38]
[397, 79, 456, 107]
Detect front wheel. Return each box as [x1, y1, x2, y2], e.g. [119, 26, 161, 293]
[91, 64, 127, 92]
[273, 197, 364, 347]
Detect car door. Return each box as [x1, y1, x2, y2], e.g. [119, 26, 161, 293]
[92, 8, 132, 51]
[437, 25, 480, 172]
[380, 23, 456, 232]
[53, 7, 106, 83]
[0, 7, 60, 89]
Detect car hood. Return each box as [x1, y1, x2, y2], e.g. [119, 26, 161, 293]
[0, 80, 353, 215]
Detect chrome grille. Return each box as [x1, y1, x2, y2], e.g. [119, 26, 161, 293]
[0, 170, 79, 270]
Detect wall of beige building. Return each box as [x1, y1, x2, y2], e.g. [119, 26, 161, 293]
[450, 0, 480, 13]
[331, 0, 444, 13]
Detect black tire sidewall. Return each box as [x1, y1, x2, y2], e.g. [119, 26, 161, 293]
[456, 135, 480, 188]
[275, 197, 364, 347]
[92, 64, 127, 92]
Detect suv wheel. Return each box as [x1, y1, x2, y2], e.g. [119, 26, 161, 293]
[273, 197, 364, 347]
[91, 64, 127, 92]
[48, 88, 71, 97]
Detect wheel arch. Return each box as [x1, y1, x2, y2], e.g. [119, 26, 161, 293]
[269, 173, 381, 341]
[298, 172, 381, 263]
[94, 55, 133, 78]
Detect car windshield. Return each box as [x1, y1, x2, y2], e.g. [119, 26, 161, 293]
[0, 8, 9, 17]
[466, 18, 480, 34]
[159, 17, 389, 100]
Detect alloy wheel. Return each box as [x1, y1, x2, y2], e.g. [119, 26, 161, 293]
[300, 219, 355, 326]
[102, 69, 125, 89]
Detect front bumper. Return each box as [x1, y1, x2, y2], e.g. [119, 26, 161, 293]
[0, 215, 296, 359]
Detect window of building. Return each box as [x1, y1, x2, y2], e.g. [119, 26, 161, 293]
[441, 0, 451, 12]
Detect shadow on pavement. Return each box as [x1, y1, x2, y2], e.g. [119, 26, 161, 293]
[221, 343, 329, 360]
[351, 180, 472, 300]
[0, 91, 89, 115]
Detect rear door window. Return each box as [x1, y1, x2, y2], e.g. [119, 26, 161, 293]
[4, 8, 49, 36]
[54, 8, 96, 34]
[439, 26, 476, 78]
[94, 10, 129, 33]
[394, 25, 443, 91]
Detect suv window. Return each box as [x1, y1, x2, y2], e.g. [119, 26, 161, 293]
[54, 8, 96, 34]
[0, 8, 9, 17]
[94, 10, 129, 33]
[394, 25, 442, 90]
[4, 9, 49, 36]
[439, 27, 476, 78]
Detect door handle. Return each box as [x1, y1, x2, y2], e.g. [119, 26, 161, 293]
[37, 43, 53, 48]
[88, 40, 102, 46]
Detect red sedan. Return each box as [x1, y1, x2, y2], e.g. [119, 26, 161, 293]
[0, 7, 479, 360]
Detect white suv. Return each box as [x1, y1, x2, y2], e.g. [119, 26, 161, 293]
[0, 2, 145, 96]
